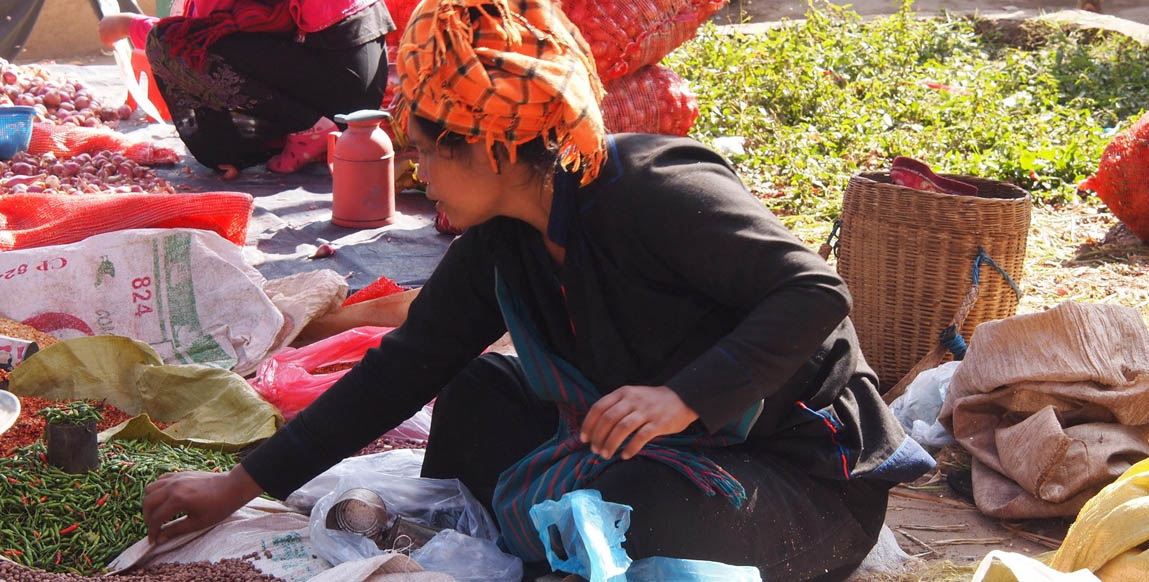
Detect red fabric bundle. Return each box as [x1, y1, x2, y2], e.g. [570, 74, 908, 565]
[563, 0, 728, 82]
[0, 191, 253, 250]
[601, 65, 699, 136]
[383, 0, 422, 47]
[28, 123, 180, 165]
[1080, 113, 1149, 242]
[160, 0, 294, 71]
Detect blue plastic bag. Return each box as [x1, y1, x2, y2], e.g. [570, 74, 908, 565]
[528, 489, 762, 582]
[627, 557, 761, 581]
[528, 490, 632, 582]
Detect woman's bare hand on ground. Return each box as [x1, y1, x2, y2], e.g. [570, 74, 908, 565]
[143, 465, 264, 545]
[98, 14, 135, 47]
[580, 385, 699, 460]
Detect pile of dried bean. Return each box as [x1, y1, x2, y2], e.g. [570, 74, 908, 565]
[0, 439, 238, 575]
[1, 59, 125, 128]
[0, 557, 285, 581]
[0, 151, 175, 195]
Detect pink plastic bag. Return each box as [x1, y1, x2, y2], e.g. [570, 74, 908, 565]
[250, 326, 393, 421]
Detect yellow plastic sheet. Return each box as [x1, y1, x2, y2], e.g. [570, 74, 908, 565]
[1051, 458, 1149, 582]
[9, 336, 282, 451]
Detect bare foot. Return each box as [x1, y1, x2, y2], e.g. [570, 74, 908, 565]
[218, 164, 239, 180]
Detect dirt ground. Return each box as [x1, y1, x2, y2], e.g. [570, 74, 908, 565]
[717, 0, 1149, 25]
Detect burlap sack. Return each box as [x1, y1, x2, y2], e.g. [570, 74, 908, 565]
[938, 301, 1149, 519]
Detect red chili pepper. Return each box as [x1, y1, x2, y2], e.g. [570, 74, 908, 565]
[96, 493, 110, 506]
[38, 452, 48, 464]
[20, 495, 28, 504]
[32, 530, 40, 539]
[59, 523, 80, 535]
[83, 553, 91, 565]
[4, 549, 22, 557]
[7, 477, 18, 484]
[55, 551, 62, 565]
[38, 496, 46, 503]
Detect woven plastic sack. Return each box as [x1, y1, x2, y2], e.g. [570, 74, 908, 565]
[1051, 457, 1149, 580]
[0, 191, 253, 251]
[563, 0, 728, 82]
[27, 122, 180, 165]
[601, 65, 699, 136]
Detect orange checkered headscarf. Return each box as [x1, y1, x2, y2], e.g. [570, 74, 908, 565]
[395, 0, 607, 185]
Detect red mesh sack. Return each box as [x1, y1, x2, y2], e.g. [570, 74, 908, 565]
[342, 274, 407, 306]
[27, 123, 180, 165]
[0, 191, 253, 250]
[601, 65, 699, 136]
[1080, 112, 1149, 242]
[563, 0, 728, 82]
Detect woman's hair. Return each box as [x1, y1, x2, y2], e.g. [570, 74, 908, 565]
[412, 114, 560, 179]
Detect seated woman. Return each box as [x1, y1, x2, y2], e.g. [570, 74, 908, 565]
[140, 0, 934, 578]
[98, 0, 394, 178]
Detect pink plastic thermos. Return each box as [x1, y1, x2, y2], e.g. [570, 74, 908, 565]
[328, 109, 396, 228]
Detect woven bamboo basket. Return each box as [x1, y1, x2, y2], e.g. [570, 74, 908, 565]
[836, 172, 1032, 391]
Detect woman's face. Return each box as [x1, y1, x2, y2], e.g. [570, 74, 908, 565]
[407, 117, 502, 230]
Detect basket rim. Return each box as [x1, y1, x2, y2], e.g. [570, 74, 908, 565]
[851, 171, 1031, 203]
[0, 106, 37, 116]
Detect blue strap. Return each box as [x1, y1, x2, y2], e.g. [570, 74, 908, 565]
[972, 246, 1021, 299]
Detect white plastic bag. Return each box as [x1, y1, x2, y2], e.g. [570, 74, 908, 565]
[889, 361, 960, 448]
[410, 529, 522, 582]
[0, 228, 283, 375]
[307, 456, 498, 566]
[285, 450, 425, 513]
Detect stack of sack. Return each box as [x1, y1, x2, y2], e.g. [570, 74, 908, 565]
[564, 0, 721, 135]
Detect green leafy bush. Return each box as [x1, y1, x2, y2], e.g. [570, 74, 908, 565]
[665, 1, 1149, 221]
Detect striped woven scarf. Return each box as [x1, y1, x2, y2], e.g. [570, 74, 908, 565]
[394, 0, 607, 185]
[490, 268, 762, 562]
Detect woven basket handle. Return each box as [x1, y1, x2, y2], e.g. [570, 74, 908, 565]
[818, 219, 842, 261]
[881, 247, 1021, 404]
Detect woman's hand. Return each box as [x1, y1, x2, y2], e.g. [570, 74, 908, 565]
[580, 385, 699, 460]
[143, 465, 264, 545]
[98, 14, 135, 47]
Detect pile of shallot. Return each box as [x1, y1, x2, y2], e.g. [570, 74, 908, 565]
[1, 58, 129, 127]
[1, 59, 178, 195]
[0, 150, 174, 195]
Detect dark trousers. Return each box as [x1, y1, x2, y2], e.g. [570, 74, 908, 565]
[147, 27, 387, 170]
[422, 354, 890, 582]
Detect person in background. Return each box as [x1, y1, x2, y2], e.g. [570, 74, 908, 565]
[139, 0, 935, 579]
[97, 0, 393, 178]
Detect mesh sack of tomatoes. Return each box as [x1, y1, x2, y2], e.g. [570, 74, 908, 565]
[601, 65, 699, 136]
[1080, 113, 1149, 242]
[563, 0, 728, 83]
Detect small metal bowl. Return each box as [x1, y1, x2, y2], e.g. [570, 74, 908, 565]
[325, 488, 390, 541]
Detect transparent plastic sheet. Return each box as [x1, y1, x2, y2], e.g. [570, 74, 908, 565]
[889, 361, 960, 448]
[528, 489, 762, 582]
[306, 455, 498, 566]
[285, 450, 425, 513]
[409, 529, 522, 582]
